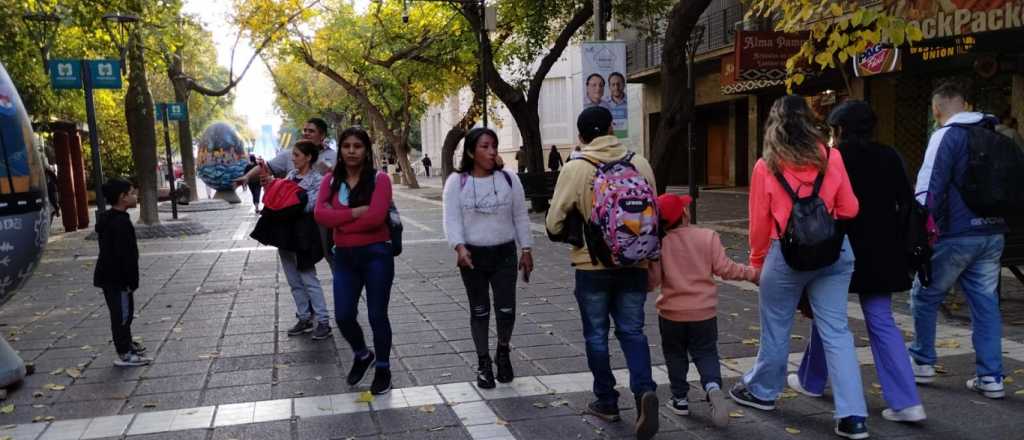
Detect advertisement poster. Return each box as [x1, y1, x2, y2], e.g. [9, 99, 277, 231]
[581, 41, 627, 138]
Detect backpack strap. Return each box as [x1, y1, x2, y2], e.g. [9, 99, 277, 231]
[460, 170, 513, 189]
[809, 148, 831, 198]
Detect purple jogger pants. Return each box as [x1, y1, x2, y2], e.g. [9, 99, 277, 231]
[796, 293, 921, 411]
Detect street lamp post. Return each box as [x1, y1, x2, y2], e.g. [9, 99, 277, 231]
[23, 11, 138, 214]
[685, 25, 705, 224]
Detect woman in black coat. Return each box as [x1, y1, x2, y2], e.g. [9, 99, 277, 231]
[788, 101, 927, 423]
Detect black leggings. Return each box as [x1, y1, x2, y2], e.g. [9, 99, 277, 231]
[459, 242, 518, 358]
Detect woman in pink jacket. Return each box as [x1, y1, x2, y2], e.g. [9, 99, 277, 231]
[314, 127, 395, 396]
[728, 96, 869, 439]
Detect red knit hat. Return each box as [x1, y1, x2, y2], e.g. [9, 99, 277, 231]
[657, 194, 692, 226]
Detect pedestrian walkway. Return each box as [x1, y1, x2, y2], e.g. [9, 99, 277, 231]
[1, 186, 1022, 439]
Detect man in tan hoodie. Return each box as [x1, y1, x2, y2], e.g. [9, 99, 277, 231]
[545, 106, 659, 440]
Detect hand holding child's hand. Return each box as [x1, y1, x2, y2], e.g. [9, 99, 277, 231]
[752, 268, 762, 286]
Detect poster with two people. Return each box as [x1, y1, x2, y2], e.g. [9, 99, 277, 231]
[581, 41, 627, 138]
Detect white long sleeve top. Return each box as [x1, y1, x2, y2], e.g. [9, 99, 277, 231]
[443, 170, 533, 249]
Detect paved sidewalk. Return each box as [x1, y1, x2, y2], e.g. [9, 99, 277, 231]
[0, 185, 1022, 439]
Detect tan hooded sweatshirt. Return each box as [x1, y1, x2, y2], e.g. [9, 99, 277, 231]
[544, 135, 657, 271]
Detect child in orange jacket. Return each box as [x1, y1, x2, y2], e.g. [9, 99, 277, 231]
[648, 194, 759, 427]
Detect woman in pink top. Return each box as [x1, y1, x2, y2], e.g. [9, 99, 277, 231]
[314, 127, 394, 396]
[728, 96, 870, 440]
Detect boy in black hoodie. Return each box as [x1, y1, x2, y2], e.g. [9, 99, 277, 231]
[94, 178, 151, 367]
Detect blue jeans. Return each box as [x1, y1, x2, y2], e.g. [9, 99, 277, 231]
[744, 239, 867, 418]
[279, 249, 329, 324]
[333, 242, 395, 369]
[798, 293, 921, 411]
[575, 269, 656, 407]
[910, 234, 1004, 378]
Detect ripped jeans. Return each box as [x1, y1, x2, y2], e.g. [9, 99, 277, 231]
[459, 242, 518, 359]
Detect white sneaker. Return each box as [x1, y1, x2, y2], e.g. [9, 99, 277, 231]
[113, 352, 152, 367]
[787, 373, 823, 397]
[966, 376, 1005, 399]
[910, 356, 935, 384]
[881, 404, 927, 422]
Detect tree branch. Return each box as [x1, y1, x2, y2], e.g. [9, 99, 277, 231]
[527, 2, 593, 106]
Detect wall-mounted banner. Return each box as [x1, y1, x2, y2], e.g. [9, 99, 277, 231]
[581, 41, 628, 138]
[854, 44, 901, 77]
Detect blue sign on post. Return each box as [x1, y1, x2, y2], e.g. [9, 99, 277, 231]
[87, 60, 122, 89]
[48, 59, 82, 89]
[156, 103, 188, 121]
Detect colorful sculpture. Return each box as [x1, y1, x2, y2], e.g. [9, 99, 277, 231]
[196, 122, 247, 203]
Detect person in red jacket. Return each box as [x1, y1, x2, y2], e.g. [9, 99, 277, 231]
[728, 96, 869, 440]
[648, 193, 758, 427]
[314, 127, 395, 395]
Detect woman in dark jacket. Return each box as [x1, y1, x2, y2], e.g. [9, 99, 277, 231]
[788, 101, 926, 423]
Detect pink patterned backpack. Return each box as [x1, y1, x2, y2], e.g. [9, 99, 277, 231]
[579, 152, 660, 267]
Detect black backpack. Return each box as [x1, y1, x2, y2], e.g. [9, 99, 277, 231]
[948, 123, 1024, 218]
[773, 151, 845, 271]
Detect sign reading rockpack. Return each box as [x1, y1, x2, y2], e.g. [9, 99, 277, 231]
[880, 0, 1024, 40]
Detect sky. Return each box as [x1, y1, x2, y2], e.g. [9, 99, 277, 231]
[180, 0, 372, 137]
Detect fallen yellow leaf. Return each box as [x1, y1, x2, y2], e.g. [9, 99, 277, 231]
[1003, 376, 1014, 384]
[356, 391, 374, 403]
[0, 405, 13, 414]
[729, 410, 744, 418]
[42, 384, 65, 391]
[418, 405, 436, 413]
[495, 418, 510, 426]
[65, 368, 81, 379]
[786, 427, 801, 434]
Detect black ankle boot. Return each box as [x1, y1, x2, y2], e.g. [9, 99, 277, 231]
[495, 345, 513, 383]
[477, 356, 496, 389]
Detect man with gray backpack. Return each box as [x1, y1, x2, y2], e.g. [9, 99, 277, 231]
[909, 81, 1020, 399]
[546, 106, 661, 440]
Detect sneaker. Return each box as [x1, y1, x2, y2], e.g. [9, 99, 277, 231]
[835, 415, 869, 439]
[477, 357, 496, 389]
[130, 341, 147, 355]
[311, 323, 332, 340]
[495, 345, 514, 383]
[113, 352, 152, 367]
[881, 404, 927, 422]
[666, 396, 689, 416]
[586, 401, 621, 422]
[910, 356, 935, 384]
[370, 368, 392, 395]
[729, 382, 775, 411]
[788, 373, 823, 397]
[634, 391, 660, 440]
[287, 319, 314, 336]
[347, 351, 375, 385]
[966, 376, 1005, 399]
[707, 388, 730, 428]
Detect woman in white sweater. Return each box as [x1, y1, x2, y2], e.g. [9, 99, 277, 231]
[443, 127, 534, 389]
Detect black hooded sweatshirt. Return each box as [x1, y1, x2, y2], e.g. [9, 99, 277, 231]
[93, 209, 139, 291]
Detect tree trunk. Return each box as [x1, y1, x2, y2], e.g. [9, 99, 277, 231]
[172, 80, 198, 201]
[463, 2, 592, 176]
[124, 15, 160, 225]
[441, 127, 466, 179]
[394, 143, 418, 189]
[651, 0, 712, 194]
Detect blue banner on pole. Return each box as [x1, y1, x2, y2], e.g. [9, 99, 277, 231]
[155, 103, 187, 121]
[48, 59, 82, 89]
[87, 60, 122, 89]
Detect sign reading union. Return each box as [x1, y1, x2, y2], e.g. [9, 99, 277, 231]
[881, 0, 1024, 40]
